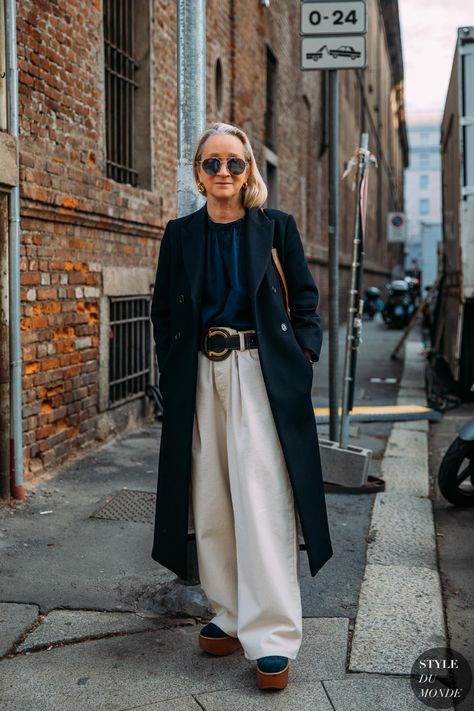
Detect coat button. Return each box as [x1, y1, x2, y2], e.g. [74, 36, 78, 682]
[174, 331, 181, 340]
[280, 323, 288, 332]
[178, 294, 185, 303]
[271, 286, 277, 294]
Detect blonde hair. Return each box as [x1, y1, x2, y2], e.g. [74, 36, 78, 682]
[192, 122, 268, 208]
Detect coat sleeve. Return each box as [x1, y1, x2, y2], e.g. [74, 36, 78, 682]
[150, 221, 172, 371]
[282, 214, 323, 362]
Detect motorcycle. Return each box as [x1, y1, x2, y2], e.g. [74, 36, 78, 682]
[363, 286, 384, 320]
[382, 279, 415, 328]
[438, 419, 474, 506]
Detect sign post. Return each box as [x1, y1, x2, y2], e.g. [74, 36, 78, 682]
[300, 0, 367, 443]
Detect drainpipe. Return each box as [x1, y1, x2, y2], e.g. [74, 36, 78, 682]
[5, 0, 25, 499]
[0, 195, 9, 499]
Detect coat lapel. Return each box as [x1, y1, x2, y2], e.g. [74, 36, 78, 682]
[181, 204, 207, 304]
[246, 207, 275, 298]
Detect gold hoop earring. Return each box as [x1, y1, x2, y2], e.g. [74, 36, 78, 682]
[197, 182, 205, 193]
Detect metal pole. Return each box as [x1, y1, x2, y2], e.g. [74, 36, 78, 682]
[0, 195, 10, 499]
[176, 0, 206, 218]
[5, 0, 25, 499]
[340, 133, 368, 448]
[328, 70, 340, 442]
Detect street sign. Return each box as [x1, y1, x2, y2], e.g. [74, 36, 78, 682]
[387, 212, 406, 242]
[301, 1, 367, 36]
[301, 35, 367, 70]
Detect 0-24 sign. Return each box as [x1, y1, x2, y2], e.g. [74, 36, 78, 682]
[301, 1, 367, 36]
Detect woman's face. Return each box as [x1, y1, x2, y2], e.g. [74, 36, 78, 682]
[197, 134, 250, 206]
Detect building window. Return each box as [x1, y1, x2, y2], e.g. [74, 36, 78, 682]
[109, 296, 152, 405]
[103, 0, 151, 188]
[419, 198, 430, 215]
[419, 174, 429, 189]
[0, 0, 6, 130]
[265, 47, 277, 152]
[419, 153, 430, 169]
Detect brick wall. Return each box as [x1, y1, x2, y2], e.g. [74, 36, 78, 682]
[14, 0, 406, 478]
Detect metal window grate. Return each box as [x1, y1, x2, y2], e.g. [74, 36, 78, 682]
[104, 0, 139, 186]
[109, 296, 151, 405]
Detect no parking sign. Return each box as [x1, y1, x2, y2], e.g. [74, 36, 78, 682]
[387, 212, 406, 242]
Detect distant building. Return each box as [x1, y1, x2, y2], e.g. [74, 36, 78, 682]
[404, 113, 442, 289]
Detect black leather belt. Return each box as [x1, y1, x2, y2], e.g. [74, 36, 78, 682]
[201, 327, 258, 361]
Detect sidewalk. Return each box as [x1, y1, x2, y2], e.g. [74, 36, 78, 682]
[0, 336, 451, 711]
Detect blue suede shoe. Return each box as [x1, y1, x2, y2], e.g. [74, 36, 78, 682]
[199, 623, 242, 656]
[200, 623, 230, 638]
[256, 656, 289, 689]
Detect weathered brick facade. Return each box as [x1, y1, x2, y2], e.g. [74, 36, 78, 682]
[4, 0, 407, 479]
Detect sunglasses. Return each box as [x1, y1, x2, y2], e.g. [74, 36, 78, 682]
[198, 157, 247, 176]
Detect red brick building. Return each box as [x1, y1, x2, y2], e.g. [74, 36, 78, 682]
[0, 0, 407, 485]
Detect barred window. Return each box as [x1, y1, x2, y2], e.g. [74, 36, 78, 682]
[109, 296, 152, 405]
[103, 0, 151, 188]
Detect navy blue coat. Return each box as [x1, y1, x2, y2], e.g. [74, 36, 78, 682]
[150, 205, 333, 581]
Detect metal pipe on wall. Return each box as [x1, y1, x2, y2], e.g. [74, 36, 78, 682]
[176, 0, 206, 218]
[5, 0, 24, 499]
[0, 194, 10, 499]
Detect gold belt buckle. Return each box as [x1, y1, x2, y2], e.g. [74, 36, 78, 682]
[203, 327, 231, 361]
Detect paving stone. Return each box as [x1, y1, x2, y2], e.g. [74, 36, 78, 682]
[381, 454, 429, 496]
[324, 673, 451, 710]
[350, 564, 445, 675]
[17, 609, 165, 652]
[0, 626, 248, 710]
[0, 619, 348, 710]
[367, 493, 437, 569]
[0, 602, 39, 657]
[394, 420, 429, 433]
[384, 427, 428, 456]
[195, 682, 333, 710]
[119, 698, 203, 711]
[295, 617, 349, 682]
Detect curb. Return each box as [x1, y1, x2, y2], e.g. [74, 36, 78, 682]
[349, 338, 447, 675]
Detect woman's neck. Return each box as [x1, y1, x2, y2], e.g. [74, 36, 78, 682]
[206, 199, 245, 223]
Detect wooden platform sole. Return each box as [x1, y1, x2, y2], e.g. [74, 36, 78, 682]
[256, 662, 289, 689]
[198, 633, 242, 656]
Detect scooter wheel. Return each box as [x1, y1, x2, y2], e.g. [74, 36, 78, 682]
[438, 436, 474, 507]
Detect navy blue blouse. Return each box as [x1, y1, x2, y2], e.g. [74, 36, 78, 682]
[201, 211, 255, 331]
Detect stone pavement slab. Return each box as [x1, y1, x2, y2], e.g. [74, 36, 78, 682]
[367, 493, 437, 569]
[0, 602, 39, 657]
[17, 609, 165, 652]
[0, 618, 348, 711]
[195, 682, 334, 710]
[381, 452, 429, 496]
[323, 673, 453, 710]
[118, 699, 203, 711]
[350, 564, 445, 674]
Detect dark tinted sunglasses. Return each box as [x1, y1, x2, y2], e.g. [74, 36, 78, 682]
[198, 157, 247, 176]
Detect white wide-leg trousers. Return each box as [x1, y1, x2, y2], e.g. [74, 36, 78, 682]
[191, 327, 303, 660]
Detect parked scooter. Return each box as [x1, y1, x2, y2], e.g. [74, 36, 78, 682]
[362, 286, 384, 320]
[438, 420, 474, 506]
[382, 279, 415, 328]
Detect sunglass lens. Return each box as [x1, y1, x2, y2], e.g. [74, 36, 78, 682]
[228, 158, 246, 175]
[202, 158, 220, 175]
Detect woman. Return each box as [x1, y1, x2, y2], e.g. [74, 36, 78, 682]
[150, 122, 333, 690]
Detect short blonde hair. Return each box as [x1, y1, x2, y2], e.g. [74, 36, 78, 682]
[192, 122, 268, 208]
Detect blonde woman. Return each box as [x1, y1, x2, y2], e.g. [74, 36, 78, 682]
[151, 122, 333, 690]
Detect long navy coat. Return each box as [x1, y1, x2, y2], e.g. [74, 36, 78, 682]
[150, 205, 333, 581]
